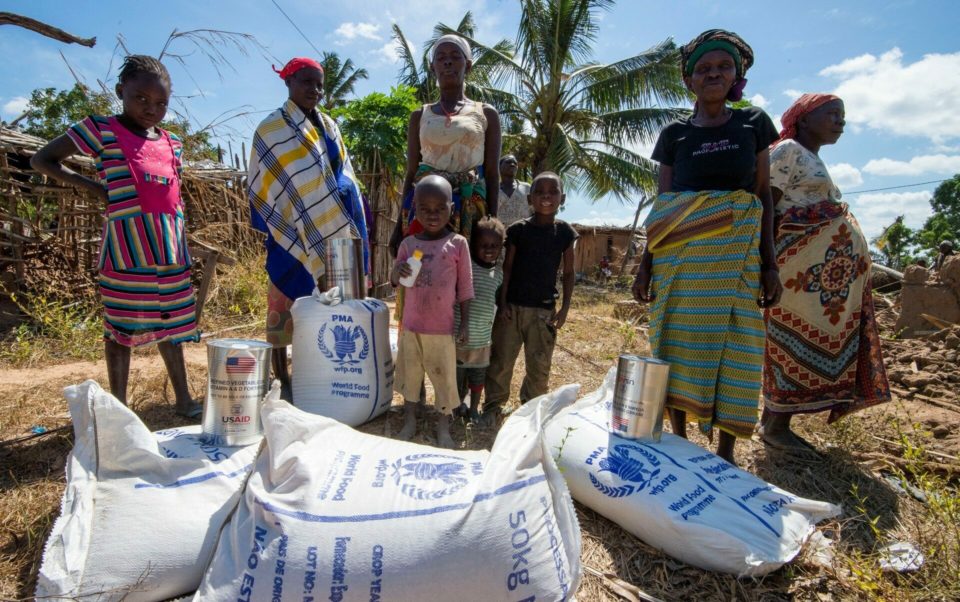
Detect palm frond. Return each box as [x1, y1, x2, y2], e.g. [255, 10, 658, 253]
[391, 24, 423, 90]
[577, 39, 688, 111]
[593, 106, 690, 145]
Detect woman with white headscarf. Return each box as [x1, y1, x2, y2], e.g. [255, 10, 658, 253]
[390, 34, 502, 251]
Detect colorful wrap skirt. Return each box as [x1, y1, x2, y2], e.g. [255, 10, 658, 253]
[763, 201, 890, 420]
[646, 190, 764, 438]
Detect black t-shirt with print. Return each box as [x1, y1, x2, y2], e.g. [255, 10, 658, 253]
[506, 218, 578, 309]
[651, 106, 779, 192]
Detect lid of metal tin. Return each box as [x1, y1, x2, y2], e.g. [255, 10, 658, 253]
[206, 338, 272, 350]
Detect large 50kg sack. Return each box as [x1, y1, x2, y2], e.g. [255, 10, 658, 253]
[193, 384, 581, 601]
[36, 381, 259, 601]
[291, 288, 394, 426]
[544, 372, 841, 576]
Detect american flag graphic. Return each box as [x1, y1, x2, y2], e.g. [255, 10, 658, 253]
[225, 356, 256, 374]
[611, 414, 630, 432]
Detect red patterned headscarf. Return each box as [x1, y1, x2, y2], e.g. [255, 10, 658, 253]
[272, 57, 323, 80]
[775, 93, 841, 145]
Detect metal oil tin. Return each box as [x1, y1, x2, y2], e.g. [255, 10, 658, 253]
[326, 237, 365, 300]
[610, 355, 671, 442]
[203, 338, 272, 446]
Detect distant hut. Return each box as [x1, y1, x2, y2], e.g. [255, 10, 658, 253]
[570, 223, 645, 279]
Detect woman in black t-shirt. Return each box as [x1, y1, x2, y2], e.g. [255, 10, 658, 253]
[631, 30, 783, 464]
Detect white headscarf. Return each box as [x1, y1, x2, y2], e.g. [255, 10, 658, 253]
[431, 34, 472, 63]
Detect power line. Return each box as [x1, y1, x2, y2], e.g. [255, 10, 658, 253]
[270, 0, 324, 58]
[845, 179, 947, 195]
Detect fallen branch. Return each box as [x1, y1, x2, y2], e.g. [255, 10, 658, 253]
[555, 342, 607, 372]
[851, 451, 958, 479]
[920, 313, 959, 330]
[584, 565, 665, 602]
[891, 385, 960, 414]
[0, 12, 96, 47]
[0, 424, 70, 450]
[868, 434, 959, 463]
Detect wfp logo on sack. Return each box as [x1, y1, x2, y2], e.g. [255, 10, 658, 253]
[587, 444, 661, 498]
[318, 318, 369, 369]
[391, 453, 469, 500]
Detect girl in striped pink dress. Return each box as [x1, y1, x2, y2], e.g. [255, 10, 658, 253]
[32, 55, 201, 417]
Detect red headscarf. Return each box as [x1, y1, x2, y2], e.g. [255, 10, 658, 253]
[272, 57, 323, 80]
[775, 93, 841, 146]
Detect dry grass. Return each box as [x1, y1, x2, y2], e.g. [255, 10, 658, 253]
[1, 283, 958, 601]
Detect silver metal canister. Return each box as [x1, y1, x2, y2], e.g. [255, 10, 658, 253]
[203, 339, 272, 446]
[326, 237, 364, 300]
[610, 355, 671, 442]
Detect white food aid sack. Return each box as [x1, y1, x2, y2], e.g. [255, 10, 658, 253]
[194, 386, 582, 601]
[37, 381, 259, 601]
[291, 287, 394, 426]
[544, 371, 841, 576]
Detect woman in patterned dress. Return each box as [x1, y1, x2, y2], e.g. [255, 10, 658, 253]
[759, 94, 890, 454]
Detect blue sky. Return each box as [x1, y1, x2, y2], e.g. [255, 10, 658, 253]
[2, 0, 958, 241]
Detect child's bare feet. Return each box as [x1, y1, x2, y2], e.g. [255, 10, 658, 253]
[397, 401, 418, 441]
[436, 414, 455, 449]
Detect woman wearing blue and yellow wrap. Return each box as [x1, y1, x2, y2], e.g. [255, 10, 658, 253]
[248, 57, 370, 395]
[632, 30, 782, 464]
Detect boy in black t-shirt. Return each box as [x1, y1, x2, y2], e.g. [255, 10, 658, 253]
[483, 172, 578, 426]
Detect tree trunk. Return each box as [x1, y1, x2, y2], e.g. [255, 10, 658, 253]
[0, 12, 96, 47]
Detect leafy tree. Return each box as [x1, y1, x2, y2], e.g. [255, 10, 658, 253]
[333, 85, 420, 179]
[435, 0, 689, 202]
[160, 117, 218, 162]
[871, 215, 916, 271]
[320, 51, 369, 111]
[914, 175, 960, 257]
[21, 84, 114, 141]
[391, 12, 513, 104]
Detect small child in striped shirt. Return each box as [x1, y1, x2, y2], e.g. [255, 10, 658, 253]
[454, 217, 506, 422]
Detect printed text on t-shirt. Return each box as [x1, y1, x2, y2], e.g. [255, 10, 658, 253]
[691, 139, 740, 156]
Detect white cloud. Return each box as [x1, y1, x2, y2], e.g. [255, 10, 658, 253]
[828, 162, 863, 189]
[2, 96, 29, 117]
[862, 154, 960, 177]
[819, 48, 960, 143]
[335, 22, 382, 42]
[782, 89, 803, 101]
[748, 93, 769, 109]
[846, 190, 932, 240]
[375, 40, 405, 64]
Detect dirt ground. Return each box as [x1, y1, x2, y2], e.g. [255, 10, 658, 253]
[1, 286, 958, 601]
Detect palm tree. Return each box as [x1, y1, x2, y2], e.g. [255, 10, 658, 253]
[391, 12, 513, 104]
[438, 0, 690, 202]
[320, 51, 369, 111]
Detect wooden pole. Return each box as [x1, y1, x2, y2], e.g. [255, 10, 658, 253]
[619, 193, 646, 277]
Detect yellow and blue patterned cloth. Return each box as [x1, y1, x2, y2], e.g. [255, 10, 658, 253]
[645, 190, 764, 438]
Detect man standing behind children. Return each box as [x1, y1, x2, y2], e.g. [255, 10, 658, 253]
[483, 172, 577, 426]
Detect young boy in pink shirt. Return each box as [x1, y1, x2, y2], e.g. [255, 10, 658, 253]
[392, 175, 473, 447]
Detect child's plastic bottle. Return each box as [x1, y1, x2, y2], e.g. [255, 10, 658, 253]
[399, 249, 423, 287]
